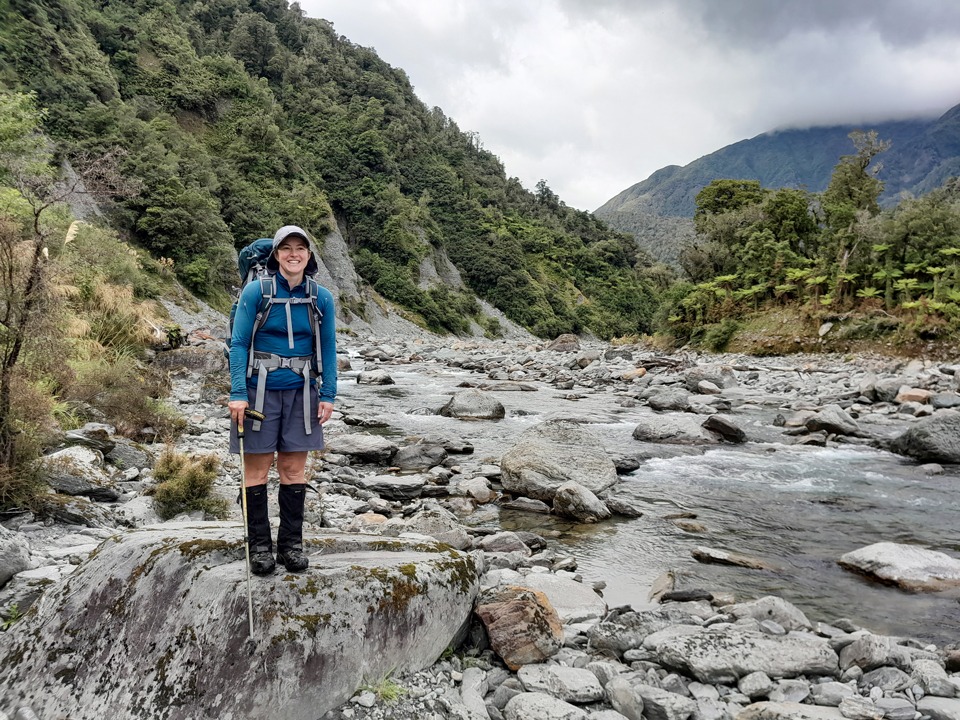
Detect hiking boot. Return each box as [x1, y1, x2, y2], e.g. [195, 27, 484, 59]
[277, 546, 309, 572]
[277, 483, 308, 573]
[250, 549, 276, 576]
[245, 484, 275, 576]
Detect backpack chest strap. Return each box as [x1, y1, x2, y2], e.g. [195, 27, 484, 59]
[248, 353, 317, 435]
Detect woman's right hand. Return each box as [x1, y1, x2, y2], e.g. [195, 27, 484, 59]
[228, 400, 249, 425]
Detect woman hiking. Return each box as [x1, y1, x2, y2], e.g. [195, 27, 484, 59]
[227, 225, 338, 575]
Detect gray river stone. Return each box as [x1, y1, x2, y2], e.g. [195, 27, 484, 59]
[838, 541, 960, 592]
[738, 702, 846, 720]
[383, 503, 472, 549]
[647, 387, 691, 412]
[606, 676, 646, 720]
[0, 526, 31, 588]
[439, 389, 506, 420]
[918, 697, 960, 720]
[727, 596, 812, 631]
[655, 628, 839, 683]
[517, 665, 604, 704]
[805, 405, 861, 436]
[501, 420, 618, 502]
[684, 365, 738, 393]
[504, 692, 588, 720]
[392, 442, 448, 471]
[356, 369, 395, 385]
[350, 473, 427, 500]
[509, 571, 607, 624]
[912, 658, 958, 698]
[630, 683, 698, 720]
[39, 446, 118, 500]
[701, 414, 746, 443]
[837, 634, 914, 672]
[587, 607, 703, 655]
[0, 523, 480, 720]
[552, 480, 612, 523]
[810, 681, 858, 706]
[325, 433, 399, 463]
[632, 414, 720, 445]
[889, 410, 960, 462]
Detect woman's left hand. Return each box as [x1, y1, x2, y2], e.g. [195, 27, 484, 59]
[318, 401, 334, 424]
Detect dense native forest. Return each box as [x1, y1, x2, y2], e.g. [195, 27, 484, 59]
[3, 0, 960, 507]
[669, 131, 960, 349]
[0, 0, 664, 339]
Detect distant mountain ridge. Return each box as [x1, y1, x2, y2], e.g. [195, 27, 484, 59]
[596, 102, 960, 266]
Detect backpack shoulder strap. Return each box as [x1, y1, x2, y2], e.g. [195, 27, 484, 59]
[245, 276, 276, 376]
[307, 279, 323, 373]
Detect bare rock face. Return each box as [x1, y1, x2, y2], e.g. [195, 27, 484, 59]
[475, 586, 564, 670]
[501, 420, 618, 502]
[0, 523, 480, 720]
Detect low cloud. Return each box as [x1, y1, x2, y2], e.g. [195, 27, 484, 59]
[304, 0, 960, 211]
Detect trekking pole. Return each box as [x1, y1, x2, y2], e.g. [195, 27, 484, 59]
[237, 408, 266, 638]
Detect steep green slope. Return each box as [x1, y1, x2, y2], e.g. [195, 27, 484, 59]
[595, 111, 960, 267]
[0, 0, 662, 338]
[598, 116, 943, 220]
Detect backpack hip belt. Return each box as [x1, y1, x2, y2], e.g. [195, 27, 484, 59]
[248, 352, 319, 435]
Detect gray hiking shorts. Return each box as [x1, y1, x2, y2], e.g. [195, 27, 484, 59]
[229, 385, 325, 454]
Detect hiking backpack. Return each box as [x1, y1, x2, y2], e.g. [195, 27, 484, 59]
[225, 238, 325, 434]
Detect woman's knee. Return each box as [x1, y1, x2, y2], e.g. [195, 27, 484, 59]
[243, 452, 273, 486]
[276, 451, 308, 483]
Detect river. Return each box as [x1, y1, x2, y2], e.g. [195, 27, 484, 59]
[337, 352, 960, 645]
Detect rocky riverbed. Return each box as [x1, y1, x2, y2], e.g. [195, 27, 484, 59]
[1, 301, 960, 720]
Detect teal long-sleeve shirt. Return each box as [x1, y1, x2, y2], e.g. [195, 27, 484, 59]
[229, 274, 338, 403]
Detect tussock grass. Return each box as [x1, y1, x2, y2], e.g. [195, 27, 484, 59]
[149, 448, 227, 521]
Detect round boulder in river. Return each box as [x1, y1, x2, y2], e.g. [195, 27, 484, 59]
[889, 409, 960, 463]
[500, 420, 618, 502]
[438, 388, 505, 420]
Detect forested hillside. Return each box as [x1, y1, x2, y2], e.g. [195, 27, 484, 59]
[660, 130, 960, 353]
[597, 107, 960, 266]
[0, 0, 666, 339]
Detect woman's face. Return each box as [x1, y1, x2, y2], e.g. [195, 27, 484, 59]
[276, 236, 309, 278]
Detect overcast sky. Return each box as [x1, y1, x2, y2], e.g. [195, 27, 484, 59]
[299, 0, 960, 212]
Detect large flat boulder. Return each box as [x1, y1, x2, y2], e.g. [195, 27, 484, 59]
[501, 420, 618, 502]
[838, 541, 960, 592]
[655, 628, 839, 684]
[0, 523, 480, 720]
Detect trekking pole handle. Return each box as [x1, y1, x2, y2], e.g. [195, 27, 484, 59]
[237, 408, 266, 439]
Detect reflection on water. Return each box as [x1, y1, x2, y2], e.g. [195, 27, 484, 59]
[548, 445, 960, 644]
[338, 361, 960, 644]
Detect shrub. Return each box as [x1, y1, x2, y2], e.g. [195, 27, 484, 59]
[149, 448, 227, 520]
[64, 354, 184, 440]
[702, 318, 742, 352]
[0, 463, 45, 513]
